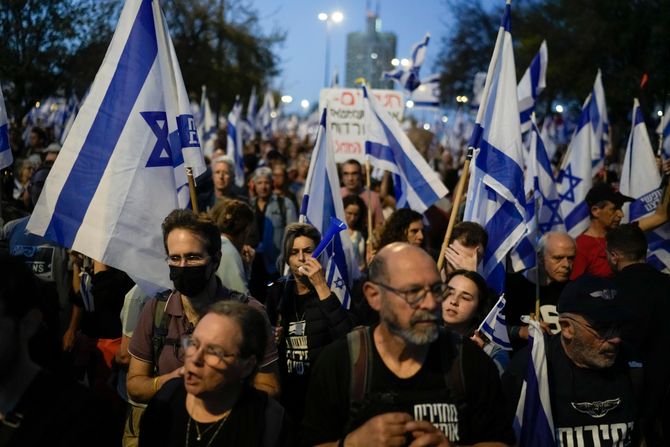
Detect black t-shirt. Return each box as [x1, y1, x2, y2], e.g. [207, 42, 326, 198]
[503, 336, 637, 446]
[301, 326, 515, 446]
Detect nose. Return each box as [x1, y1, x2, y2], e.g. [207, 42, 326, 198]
[298, 250, 306, 262]
[421, 288, 442, 310]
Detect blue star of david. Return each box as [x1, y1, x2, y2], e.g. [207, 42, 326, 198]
[539, 197, 563, 233]
[334, 278, 345, 290]
[141, 111, 174, 168]
[558, 164, 582, 203]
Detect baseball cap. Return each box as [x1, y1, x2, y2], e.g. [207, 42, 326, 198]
[557, 275, 630, 326]
[585, 183, 634, 208]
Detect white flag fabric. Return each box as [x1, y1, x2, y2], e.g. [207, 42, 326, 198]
[0, 81, 13, 170]
[557, 89, 599, 238]
[257, 91, 275, 140]
[656, 105, 670, 158]
[477, 294, 512, 351]
[590, 70, 609, 173]
[363, 85, 448, 212]
[226, 97, 245, 187]
[620, 98, 670, 270]
[300, 108, 358, 307]
[517, 40, 548, 133]
[198, 85, 217, 158]
[383, 33, 430, 93]
[409, 73, 440, 110]
[463, 1, 526, 294]
[27, 0, 205, 292]
[514, 319, 556, 446]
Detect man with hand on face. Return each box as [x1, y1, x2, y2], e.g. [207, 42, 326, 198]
[125, 210, 279, 442]
[503, 276, 637, 447]
[443, 221, 488, 274]
[301, 243, 514, 447]
[265, 223, 355, 432]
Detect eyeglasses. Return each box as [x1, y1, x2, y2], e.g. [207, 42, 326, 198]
[372, 281, 448, 308]
[563, 316, 621, 340]
[181, 335, 238, 367]
[166, 254, 210, 266]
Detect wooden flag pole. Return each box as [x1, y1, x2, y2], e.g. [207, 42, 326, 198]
[437, 153, 471, 272]
[186, 167, 199, 214]
[365, 157, 374, 247]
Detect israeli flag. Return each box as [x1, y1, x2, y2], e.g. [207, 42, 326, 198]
[463, 1, 526, 294]
[0, 81, 12, 170]
[514, 319, 556, 446]
[409, 73, 441, 110]
[226, 97, 245, 188]
[300, 108, 358, 307]
[257, 91, 275, 139]
[656, 105, 670, 158]
[363, 85, 448, 212]
[383, 33, 430, 93]
[198, 85, 217, 158]
[511, 118, 564, 271]
[517, 40, 547, 133]
[27, 0, 205, 292]
[620, 99, 670, 271]
[557, 90, 599, 238]
[590, 70, 609, 173]
[478, 294, 512, 350]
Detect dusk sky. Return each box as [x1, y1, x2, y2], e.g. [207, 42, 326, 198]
[253, 0, 449, 114]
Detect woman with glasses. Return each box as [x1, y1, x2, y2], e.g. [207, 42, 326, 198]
[139, 301, 285, 447]
[442, 269, 509, 375]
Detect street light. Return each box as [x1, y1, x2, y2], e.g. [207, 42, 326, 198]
[318, 11, 344, 87]
[281, 95, 293, 104]
[301, 99, 310, 109]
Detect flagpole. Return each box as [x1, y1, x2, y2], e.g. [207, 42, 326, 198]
[186, 167, 199, 214]
[365, 157, 374, 244]
[437, 1, 510, 273]
[534, 194, 541, 319]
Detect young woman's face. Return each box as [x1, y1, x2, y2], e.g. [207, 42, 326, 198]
[344, 204, 361, 229]
[442, 275, 479, 329]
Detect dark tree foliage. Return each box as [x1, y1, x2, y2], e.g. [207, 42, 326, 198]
[436, 0, 670, 148]
[0, 0, 119, 118]
[163, 0, 285, 114]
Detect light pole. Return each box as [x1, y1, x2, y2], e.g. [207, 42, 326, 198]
[318, 11, 343, 87]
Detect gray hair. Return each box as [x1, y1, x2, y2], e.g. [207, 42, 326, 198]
[537, 231, 573, 257]
[212, 155, 234, 171]
[252, 166, 272, 183]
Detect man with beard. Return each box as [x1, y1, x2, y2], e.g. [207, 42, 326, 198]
[301, 243, 514, 447]
[503, 276, 637, 447]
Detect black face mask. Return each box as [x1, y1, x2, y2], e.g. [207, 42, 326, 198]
[169, 264, 211, 298]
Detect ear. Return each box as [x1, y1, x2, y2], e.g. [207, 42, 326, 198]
[364, 281, 382, 311]
[558, 318, 574, 340]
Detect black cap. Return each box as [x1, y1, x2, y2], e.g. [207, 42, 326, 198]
[557, 276, 629, 326]
[585, 183, 634, 209]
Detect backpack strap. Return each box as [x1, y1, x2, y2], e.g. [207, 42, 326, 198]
[151, 290, 174, 375]
[347, 326, 374, 404]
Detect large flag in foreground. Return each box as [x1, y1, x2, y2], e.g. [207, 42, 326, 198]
[517, 40, 547, 133]
[620, 98, 670, 270]
[226, 97, 245, 187]
[0, 81, 12, 170]
[557, 85, 600, 238]
[383, 33, 430, 93]
[363, 85, 448, 212]
[514, 319, 556, 446]
[463, 1, 526, 294]
[300, 109, 357, 307]
[27, 0, 205, 291]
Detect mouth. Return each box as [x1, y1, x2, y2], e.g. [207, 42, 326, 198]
[444, 309, 458, 317]
[184, 370, 201, 386]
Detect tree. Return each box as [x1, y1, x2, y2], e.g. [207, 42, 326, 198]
[435, 0, 670, 149]
[0, 0, 119, 118]
[163, 0, 285, 115]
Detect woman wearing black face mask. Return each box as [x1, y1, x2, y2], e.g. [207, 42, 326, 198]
[123, 210, 280, 445]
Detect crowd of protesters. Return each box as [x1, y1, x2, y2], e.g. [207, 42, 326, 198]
[1, 120, 670, 447]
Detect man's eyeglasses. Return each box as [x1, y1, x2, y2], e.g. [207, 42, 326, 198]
[371, 281, 448, 308]
[166, 254, 209, 266]
[181, 335, 238, 367]
[563, 316, 621, 340]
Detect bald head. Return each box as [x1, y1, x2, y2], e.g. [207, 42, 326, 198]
[369, 242, 438, 284]
[538, 232, 576, 283]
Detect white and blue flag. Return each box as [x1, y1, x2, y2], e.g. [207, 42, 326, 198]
[300, 108, 358, 307]
[226, 96, 245, 188]
[363, 84, 448, 212]
[511, 118, 564, 271]
[198, 85, 217, 158]
[514, 319, 556, 446]
[557, 90, 599, 238]
[463, 1, 526, 294]
[0, 81, 12, 170]
[383, 33, 430, 93]
[409, 73, 441, 110]
[590, 70, 609, 173]
[620, 98, 670, 271]
[478, 294, 512, 351]
[257, 91, 275, 140]
[27, 0, 205, 292]
[517, 40, 547, 133]
[656, 105, 670, 158]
